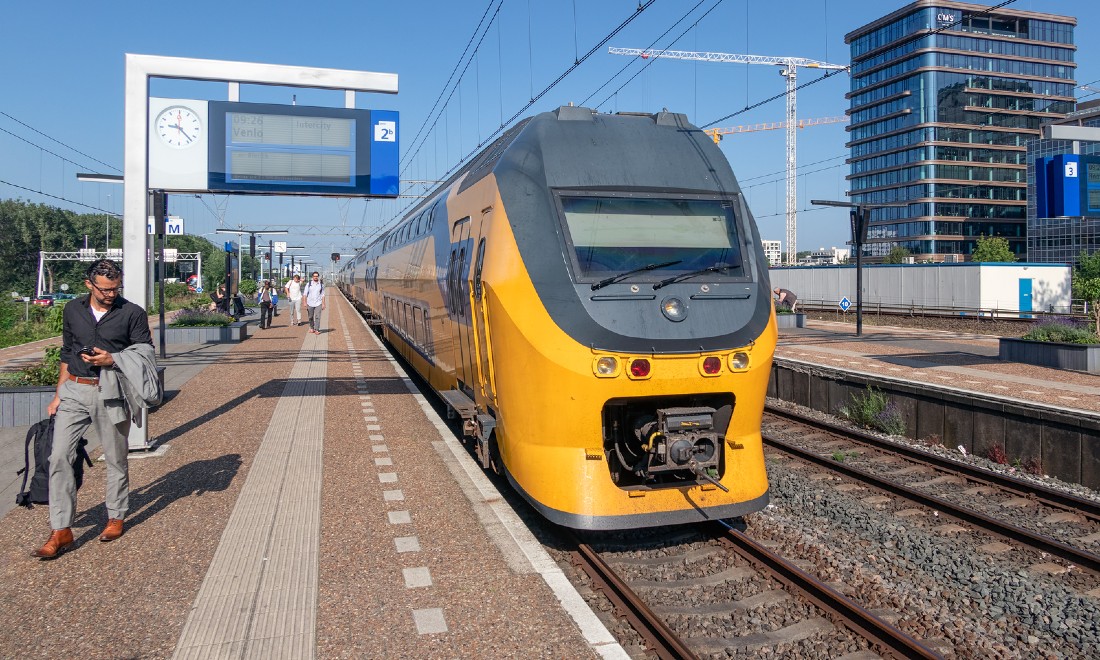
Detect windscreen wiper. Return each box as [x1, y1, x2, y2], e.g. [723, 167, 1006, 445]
[590, 260, 682, 291]
[652, 262, 738, 290]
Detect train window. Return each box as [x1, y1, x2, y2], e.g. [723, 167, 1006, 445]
[412, 306, 423, 344]
[473, 238, 486, 301]
[422, 308, 430, 349]
[403, 303, 411, 336]
[425, 206, 435, 232]
[556, 194, 745, 280]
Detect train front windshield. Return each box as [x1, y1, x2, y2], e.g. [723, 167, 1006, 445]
[559, 195, 745, 280]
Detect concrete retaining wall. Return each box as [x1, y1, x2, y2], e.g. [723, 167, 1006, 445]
[154, 321, 249, 344]
[775, 314, 805, 329]
[768, 358, 1100, 490]
[0, 387, 55, 427]
[999, 338, 1100, 374]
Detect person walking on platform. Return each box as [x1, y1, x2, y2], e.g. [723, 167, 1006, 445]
[257, 280, 275, 329]
[284, 274, 303, 326]
[303, 271, 325, 335]
[34, 258, 159, 559]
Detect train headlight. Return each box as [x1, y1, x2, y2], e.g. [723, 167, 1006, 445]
[730, 351, 750, 370]
[593, 356, 620, 377]
[660, 296, 687, 322]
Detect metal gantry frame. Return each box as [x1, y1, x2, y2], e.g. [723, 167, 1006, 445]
[122, 54, 398, 449]
[37, 251, 202, 298]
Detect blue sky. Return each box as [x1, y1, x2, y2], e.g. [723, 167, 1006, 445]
[2, 0, 1097, 266]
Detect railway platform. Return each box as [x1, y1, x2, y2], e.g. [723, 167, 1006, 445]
[776, 319, 1100, 414]
[0, 295, 622, 659]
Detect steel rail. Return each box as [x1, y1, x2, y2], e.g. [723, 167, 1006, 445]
[566, 535, 698, 660]
[764, 433, 1100, 574]
[764, 405, 1100, 523]
[712, 524, 941, 660]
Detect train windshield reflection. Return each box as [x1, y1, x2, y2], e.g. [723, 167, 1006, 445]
[559, 195, 743, 280]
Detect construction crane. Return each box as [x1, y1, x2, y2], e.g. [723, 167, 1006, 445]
[610, 47, 848, 265]
[704, 116, 849, 144]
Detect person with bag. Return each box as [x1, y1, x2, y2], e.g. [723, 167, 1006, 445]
[257, 280, 275, 330]
[33, 258, 156, 560]
[15, 416, 92, 508]
[302, 271, 325, 335]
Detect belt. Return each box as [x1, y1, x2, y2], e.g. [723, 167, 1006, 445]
[68, 374, 99, 385]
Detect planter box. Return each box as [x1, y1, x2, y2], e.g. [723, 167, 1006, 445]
[999, 337, 1100, 374]
[775, 313, 806, 329]
[0, 386, 55, 427]
[153, 321, 249, 344]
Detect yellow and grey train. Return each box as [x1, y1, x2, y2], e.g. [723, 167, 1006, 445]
[338, 105, 777, 530]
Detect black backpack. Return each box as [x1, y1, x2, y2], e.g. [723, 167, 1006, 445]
[15, 415, 93, 508]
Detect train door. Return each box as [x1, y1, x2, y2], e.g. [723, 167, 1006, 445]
[449, 217, 475, 397]
[470, 207, 496, 405]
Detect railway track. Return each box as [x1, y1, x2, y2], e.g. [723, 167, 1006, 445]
[762, 406, 1100, 575]
[564, 524, 939, 659]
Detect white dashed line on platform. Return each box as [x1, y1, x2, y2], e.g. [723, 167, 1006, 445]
[412, 608, 448, 635]
[383, 490, 405, 501]
[375, 457, 393, 466]
[378, 473, 398, 483]
[395, 536, 420, 553]
[372, 444, 389, 453]
[403, 567, 433, 588]
[388, 511, 411, 524]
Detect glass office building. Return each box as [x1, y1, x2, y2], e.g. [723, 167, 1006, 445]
[1026, 102, 1100, 265]
[845, 1, 1076, 261]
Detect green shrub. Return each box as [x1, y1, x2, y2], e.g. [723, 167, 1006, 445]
[238, 279, 258, 296]
[1021, 318, 1100, 344]
[838, 387, 906, 436]
[170, 309, 233, 327]
[46, 304, 65, 334]
[163, 282, 189, 299]
[0, 344, 61, 387]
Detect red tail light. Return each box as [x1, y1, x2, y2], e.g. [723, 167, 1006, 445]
[630, 359, 651, 377]
[703, 356, 721, 374]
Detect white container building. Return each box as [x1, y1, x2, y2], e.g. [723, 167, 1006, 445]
[769, 263, 1072, 317]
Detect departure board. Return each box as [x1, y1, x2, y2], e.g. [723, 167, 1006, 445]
[207, 101, 398, 196]
[1089, 162, 1100, 184]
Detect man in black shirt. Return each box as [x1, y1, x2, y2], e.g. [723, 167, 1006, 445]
[33, 259, 153, 559]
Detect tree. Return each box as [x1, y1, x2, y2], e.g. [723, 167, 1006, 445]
[1075, 250, 1100, 335]
[882, 246, 911, 264]
[971, 234, 1016, 263]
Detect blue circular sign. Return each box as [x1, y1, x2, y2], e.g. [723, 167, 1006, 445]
[195, 286, 204, 294]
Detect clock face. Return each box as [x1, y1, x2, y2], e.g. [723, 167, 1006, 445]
[156, 106, 202, 149]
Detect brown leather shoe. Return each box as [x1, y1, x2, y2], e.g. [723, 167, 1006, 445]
[99, 519, 124, 542]
[32, 528, 74, 559]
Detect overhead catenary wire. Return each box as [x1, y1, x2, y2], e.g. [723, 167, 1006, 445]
[0, 111, 121, 173]
[378, 0, 657, 235]
[582, 0, 722, 109]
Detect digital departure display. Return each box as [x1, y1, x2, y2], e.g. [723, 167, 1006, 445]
[1089, 162, 1100, 184]
[207, 101, 399, 196]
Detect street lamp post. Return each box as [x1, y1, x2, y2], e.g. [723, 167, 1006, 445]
[810, 199, 908, 337]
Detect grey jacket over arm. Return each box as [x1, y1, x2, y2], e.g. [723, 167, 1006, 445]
[98, 343, 162, 428]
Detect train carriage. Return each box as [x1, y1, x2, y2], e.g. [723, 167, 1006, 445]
[340, 105, 777, 529]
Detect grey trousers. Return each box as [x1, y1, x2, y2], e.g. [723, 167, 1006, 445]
[50, 379, 130, 529]
[307, 304, 322, 332]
